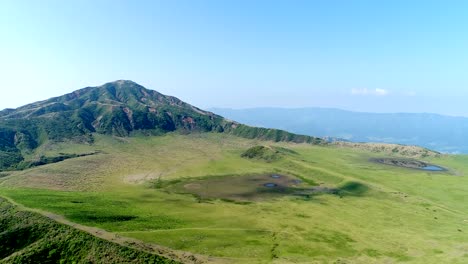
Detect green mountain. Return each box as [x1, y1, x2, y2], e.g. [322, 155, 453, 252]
[0, 80, 226, 138]
[0, 80, 322, 170]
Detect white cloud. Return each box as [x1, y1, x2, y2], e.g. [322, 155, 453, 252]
[350, 88, 366, 95]
[351, 88, 389, 96]
[374, 88, 389, 96]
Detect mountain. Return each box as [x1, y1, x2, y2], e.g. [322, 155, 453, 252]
[0, 81, 322, 170]
[210, 107, 468, 154]
[1, 80, 226, 137]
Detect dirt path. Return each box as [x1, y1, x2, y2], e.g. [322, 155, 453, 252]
[0, 195, 229, 264]
[118, 227, 305, 241]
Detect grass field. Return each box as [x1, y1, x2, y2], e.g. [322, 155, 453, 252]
[1, 133, 467, 263]
[0, 197, 178, 264]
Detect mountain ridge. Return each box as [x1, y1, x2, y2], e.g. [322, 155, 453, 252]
[0, 81, 323, 170]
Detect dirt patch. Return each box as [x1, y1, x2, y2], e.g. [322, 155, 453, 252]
[172, 174, 303, 201]
[184, 183, 202, 190]
[124, 173, 161, 184]
[168, 174, 335, 201]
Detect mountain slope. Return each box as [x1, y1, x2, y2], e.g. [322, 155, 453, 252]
[0, 81, 323, 170]
[211, 107, 468, 153]
[0, 197, 181, 263]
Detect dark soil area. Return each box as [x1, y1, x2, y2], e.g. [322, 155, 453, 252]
[168, 174, 368, 202]
[169, 174, 305, 201]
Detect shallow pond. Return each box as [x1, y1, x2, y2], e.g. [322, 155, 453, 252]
[422, 165, 445, 171]
[371, 158, 447, 172]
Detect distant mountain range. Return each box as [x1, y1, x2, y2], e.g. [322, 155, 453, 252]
[210, 107, 468, 154]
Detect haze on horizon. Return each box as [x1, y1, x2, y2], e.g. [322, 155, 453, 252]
[1, 0, 468, 117]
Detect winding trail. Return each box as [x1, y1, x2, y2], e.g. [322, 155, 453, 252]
[0, 195, 230, 264]
[118, 227, 305, 241]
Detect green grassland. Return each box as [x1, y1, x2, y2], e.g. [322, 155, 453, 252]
[0, 197, 177, 264]
[0, 133, 467, 263]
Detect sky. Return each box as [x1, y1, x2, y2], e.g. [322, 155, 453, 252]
[1, 0, 468, 116]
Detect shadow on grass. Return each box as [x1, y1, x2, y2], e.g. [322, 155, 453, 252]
[69, 212, 138, 223]
[337, 181, 369, 197]
[294, 181, 369, 200]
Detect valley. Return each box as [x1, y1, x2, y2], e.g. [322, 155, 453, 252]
[1, 133, 467, 263]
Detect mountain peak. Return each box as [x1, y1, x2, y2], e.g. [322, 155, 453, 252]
[80, 80, 155, 98]
[113, 79, 137, 85]
[100, 80, 144, 90]
[0, 81, 224, 135]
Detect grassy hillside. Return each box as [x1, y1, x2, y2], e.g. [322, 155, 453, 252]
[0, 133, 467, 263]
[0, 81, 323, 171]
[0, 197, 177, 263]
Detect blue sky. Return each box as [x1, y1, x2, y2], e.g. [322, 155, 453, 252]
[1, 0, 468, 116]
